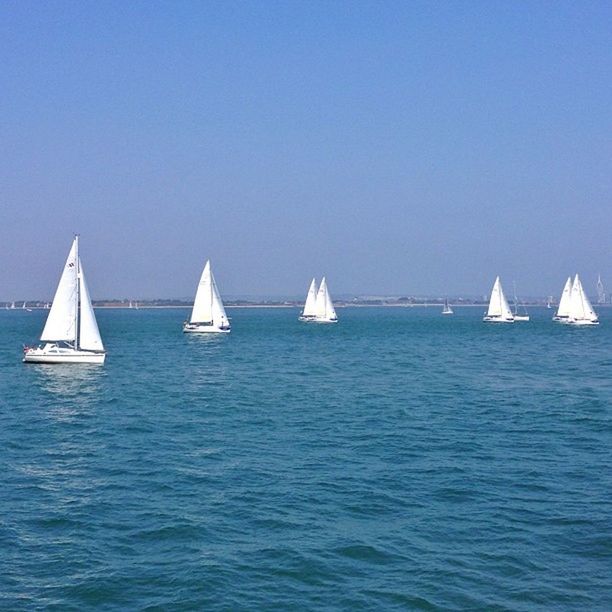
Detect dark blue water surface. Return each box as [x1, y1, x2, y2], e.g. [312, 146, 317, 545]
[1, 307, 611, 610]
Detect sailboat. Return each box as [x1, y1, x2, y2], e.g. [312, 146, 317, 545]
[313, 277, 338, 323]
[23, 236, 106, 364]
[483, 276, 514, 323]
[299, 278, 318, 321]
[553, 277, 572, 322]
[183, 260, 230, 334]
[565, 274, 599, 326]
[512, 282, 530, 322]
[442, 299, 453, 315]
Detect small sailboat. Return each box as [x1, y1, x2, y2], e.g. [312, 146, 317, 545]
[313, 277, 338, 323]
[553, 277, 572, 322]
[565, 274, 599, 326]
[546, 296, 553, 309]
[10, 301, 15, 310]
[23, 236, 106, 364]
[299, 278, 318, 321]
[183, 260, 230, 334]
[512, 282, 530, 322]
[442, 299, 453, 315]
[483, 276, 514, 323]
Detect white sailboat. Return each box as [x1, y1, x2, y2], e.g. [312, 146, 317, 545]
[512, 282, 530, 322]
[442, 299, 453, 315]
[23, 236, 106, 364]
[183, 260, 230, 334]
[299, 278, 318, 321]
[312, 277, 338, 323]
[483, 276, 514, 323]
[565, 274, 599, 326]
[553, 277, 572, 322]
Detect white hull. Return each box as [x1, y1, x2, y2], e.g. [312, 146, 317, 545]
[513, 314, 530, 322]
[183, 323, 230, 334]
[566, 319, 599, 326]
[483, 316, 514, 323]
[442, 310, 453, 315]
[23, 346, 105, 364]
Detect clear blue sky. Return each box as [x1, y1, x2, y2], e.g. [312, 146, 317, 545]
[1, 0, 610, 299]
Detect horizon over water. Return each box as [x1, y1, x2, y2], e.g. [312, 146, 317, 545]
[1, 307, 611, 609]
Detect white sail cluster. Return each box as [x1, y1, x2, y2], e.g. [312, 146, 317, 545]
[184, 260, 230, 333]
[554, 274, 598, 325]
[299, 277, 338, 323]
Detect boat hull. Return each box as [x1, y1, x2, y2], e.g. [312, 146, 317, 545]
[23, 348, 105, 364]
[183, 323, 230, 334]
[566, 319, 599, 326]
[483, 316, 514, 323]
[513, 315, 530, 322]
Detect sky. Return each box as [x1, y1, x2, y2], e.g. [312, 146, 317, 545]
[1, 0, 611, 299]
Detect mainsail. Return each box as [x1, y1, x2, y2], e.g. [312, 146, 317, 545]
[40, 239, 78, 343]
[302, 278, 318, 318]
[555, 277, 572, 319]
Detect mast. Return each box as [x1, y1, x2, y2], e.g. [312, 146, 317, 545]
[75, 234, 80, 349]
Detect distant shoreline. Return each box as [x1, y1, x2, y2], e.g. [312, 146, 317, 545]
[6, 303, 609, 310]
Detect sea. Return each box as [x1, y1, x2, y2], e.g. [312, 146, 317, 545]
[1, 306, 610, 610]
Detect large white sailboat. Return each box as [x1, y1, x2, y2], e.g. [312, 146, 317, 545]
[553, 277, 572, 322]
[299, 278, 318, 321]
[566, 274, 599, 326]
[23, 236, 106, 364]
[300, 277, 338, 323]
[183, 260, 230, 334]
[483, 276, 514, 323]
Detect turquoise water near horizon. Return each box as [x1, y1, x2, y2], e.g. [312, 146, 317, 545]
[1, 307, 611, 610]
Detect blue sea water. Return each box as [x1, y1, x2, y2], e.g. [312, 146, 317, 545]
[1, 306, 611, 610]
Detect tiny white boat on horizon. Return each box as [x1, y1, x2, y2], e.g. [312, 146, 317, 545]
[442, 299, 453, 315]
[23, 235, 106, 364]
[483, 276, 514, 323]
[183, 260, 230, 334]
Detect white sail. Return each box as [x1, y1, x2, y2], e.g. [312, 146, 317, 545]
[569, 274, 598, 323]
[301, 278, 318, 317]
[314, 277, 337, 321]
[555, 277, 572, 319]
[486, 276, 513, 319]
[323, 280, 337, 321]
[78, 261, 104, 351]
[210, 268, 230, 328]
[190, 261, 213, 323]
[40, 238, 78, 343]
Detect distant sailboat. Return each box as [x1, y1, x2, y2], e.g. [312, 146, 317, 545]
[183, 260, 230, 334]
[553, 277, 572, 322]
[10, 301, 15, 310]
[512, 282, 530, 322]
[23, 235, 106, 364]
[299, 278, 318, 321]
[313, 277, 338, 323]
[483, 276, 514, 323]
[546, 296, 553, 309]
[442, 299, 453, 315]
[565, 274, 599, 326]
